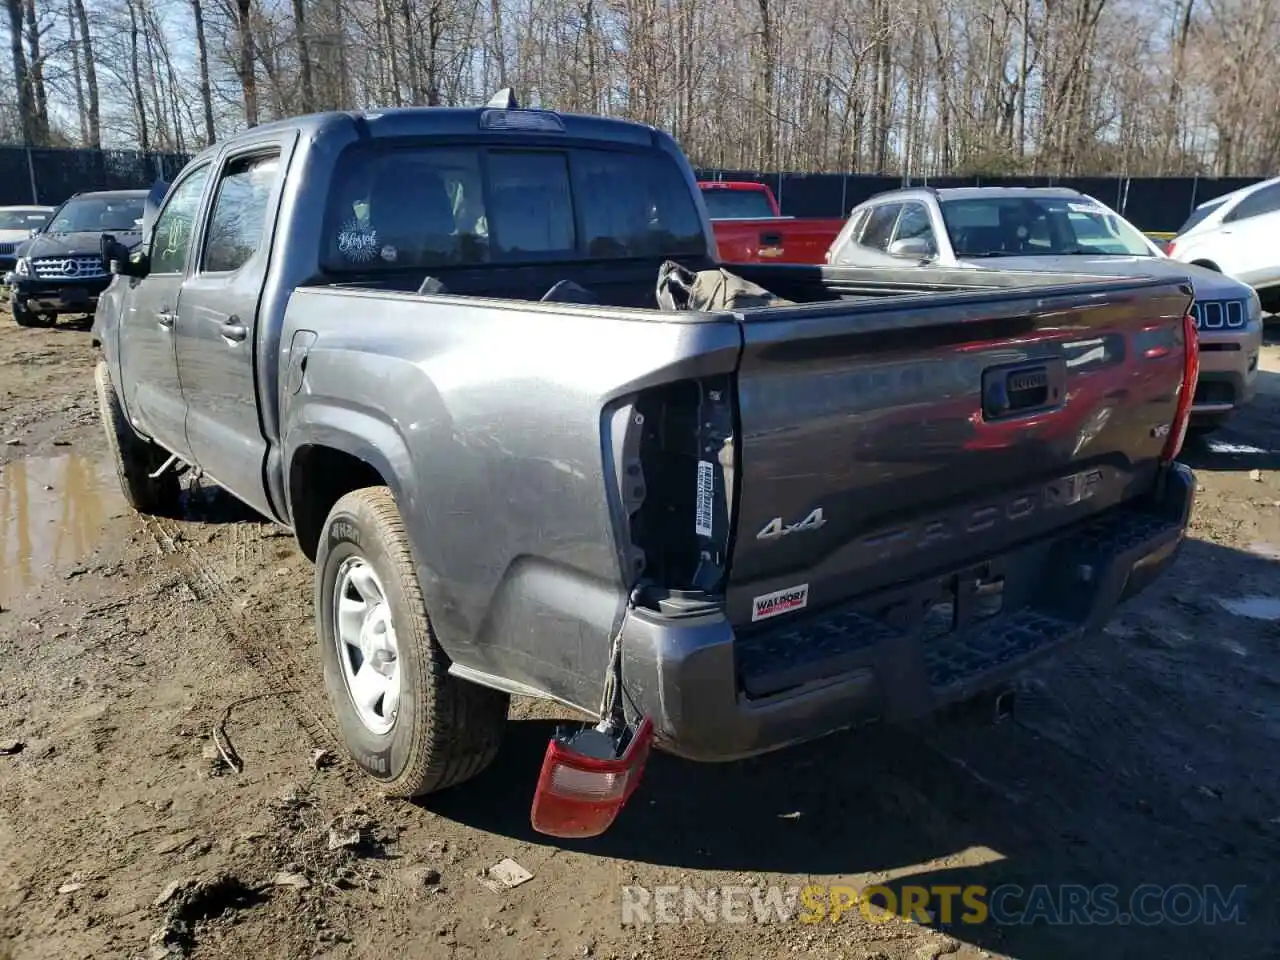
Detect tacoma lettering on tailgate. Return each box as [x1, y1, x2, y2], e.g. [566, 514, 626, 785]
[861, 468, 1106, 558]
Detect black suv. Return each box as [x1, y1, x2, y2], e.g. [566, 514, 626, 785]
[7, 189, 148, 327]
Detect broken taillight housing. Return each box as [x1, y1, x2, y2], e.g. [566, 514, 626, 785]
[530, 717, 654, 839]
[1161, 312, 1200, 464]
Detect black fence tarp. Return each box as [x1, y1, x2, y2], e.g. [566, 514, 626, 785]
[696, 170, 1270, 233]
[0, 144, 1267, 234]
[0, 146, 193, 207]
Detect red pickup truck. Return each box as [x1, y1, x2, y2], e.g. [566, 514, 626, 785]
[699, 181, 846, 265]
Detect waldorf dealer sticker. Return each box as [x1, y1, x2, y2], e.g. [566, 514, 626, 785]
[752, 584, 810, 622]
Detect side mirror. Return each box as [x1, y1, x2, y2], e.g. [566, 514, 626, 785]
[102, 233, 148, 278]
[887, 236, 934, 260]
[28, 227, 39, 238]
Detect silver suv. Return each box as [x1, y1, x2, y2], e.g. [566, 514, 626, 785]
[825, 186, 1263, 434]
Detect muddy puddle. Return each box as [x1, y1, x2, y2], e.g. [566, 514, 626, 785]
[1215, 596, 1280, 621]
[0, 453, 125, 603]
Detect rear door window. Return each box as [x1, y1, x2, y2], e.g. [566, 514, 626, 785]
[1222, 183, 1280, 223]
[202, 153, 281, 273]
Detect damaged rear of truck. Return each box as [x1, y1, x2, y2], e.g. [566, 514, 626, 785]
[94, 97, 1198, 840]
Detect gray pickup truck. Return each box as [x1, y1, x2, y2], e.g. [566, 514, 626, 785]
[93, 93, 1198, 838]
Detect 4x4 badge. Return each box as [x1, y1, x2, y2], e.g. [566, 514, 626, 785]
[756, 507, 826, 541]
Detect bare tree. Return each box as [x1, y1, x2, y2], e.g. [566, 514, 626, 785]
[70, 0, 98, 146]
[5, 0, 36, 143]
[191, 0, 216, 143]
[233, 0, 258, 125]
[5, 0, 1280, 179]
[126, 0, 149, 150]
[22, 0, 48, 140]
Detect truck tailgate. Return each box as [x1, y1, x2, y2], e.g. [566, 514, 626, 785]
[725, 277, 1194, 628]
[712, 218, 846, 265]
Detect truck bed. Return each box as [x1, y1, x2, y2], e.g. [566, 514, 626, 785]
[323, 257, 1187, 310]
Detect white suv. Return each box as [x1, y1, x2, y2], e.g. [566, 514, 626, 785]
[1167, 176, 1280, 313]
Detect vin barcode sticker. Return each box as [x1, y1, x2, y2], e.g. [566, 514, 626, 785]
[695, 460, 715, 538]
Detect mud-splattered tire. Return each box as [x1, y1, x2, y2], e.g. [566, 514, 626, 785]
[316, 486, 509, 797]
[94, 360, 181, 516]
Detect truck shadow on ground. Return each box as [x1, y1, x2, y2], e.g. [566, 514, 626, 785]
[426, 536, 1279, 960]
[176, 480, 265, 525]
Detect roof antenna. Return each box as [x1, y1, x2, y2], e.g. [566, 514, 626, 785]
[487, 88, 519, 109]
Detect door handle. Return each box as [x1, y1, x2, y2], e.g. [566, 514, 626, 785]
[220, 317, 248, 343]
[156, 309, 176, 330]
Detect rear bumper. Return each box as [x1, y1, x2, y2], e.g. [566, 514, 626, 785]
[621, 463, 1195, 762]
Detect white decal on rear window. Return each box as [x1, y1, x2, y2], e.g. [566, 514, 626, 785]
[337, 218, 379, 263]
[751, 583, 809, 622]
[695, 459, 715, 538]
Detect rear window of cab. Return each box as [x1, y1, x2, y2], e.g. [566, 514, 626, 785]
[322, 144, 706, 270]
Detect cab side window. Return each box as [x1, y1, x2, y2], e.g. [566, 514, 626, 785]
[150, 166, 211, 275]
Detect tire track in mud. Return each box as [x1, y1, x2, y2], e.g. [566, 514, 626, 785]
[139, 512, 341, 754]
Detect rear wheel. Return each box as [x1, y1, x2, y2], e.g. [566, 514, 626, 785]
[316, 486, 509, 797]
[94, 360, 181, 515]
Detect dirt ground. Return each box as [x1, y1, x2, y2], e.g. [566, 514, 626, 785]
[1, 316, 1278, 960]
